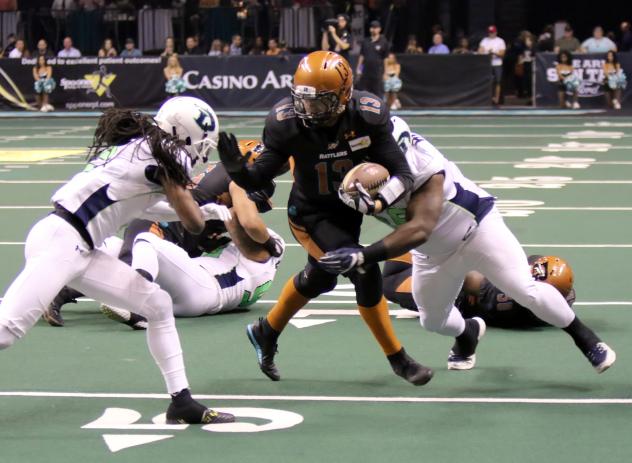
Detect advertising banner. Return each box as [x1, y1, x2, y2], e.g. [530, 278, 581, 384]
[535, 52, 632, 107]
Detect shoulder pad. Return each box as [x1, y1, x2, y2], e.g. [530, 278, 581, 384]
[350, 90, 388, 126]
[269, 97, 296, 123]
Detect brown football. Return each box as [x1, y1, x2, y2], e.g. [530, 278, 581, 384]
[341, 162, 390, 198]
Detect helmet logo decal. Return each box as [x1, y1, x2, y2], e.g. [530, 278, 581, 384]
[194, 107, 215, 132]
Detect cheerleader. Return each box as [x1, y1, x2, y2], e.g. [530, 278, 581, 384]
[556, 50, 580, 109]
[602, 51, 626, 110]
[32, 55, 55, 112]
[383, 52, 403, 110]
[164, 54, 186, 96]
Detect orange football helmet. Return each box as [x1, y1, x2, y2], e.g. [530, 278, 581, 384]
[238, 139, 264, 165]
[291, 50, 353, 126]
[531, 256, 574, 297]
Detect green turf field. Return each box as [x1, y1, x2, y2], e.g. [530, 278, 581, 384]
[1, 115, 632, 462]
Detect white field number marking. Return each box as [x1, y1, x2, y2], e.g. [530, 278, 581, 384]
[514, 156, 596, 169]
[542, 142, 611, 152]
[83, 407, 304, 452]
[478, 176, 572, 189]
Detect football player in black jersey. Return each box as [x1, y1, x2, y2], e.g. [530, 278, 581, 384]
[43, 140, 279, 328]
[383, 253, 576, 329]
[217, 51, 432, 386]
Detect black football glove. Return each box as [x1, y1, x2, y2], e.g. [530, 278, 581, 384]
[263, 235, 284, 257]
[218, 131, 247, 174]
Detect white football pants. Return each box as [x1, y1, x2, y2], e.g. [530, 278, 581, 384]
[132, 232, 222, 316]
[0, 214, 189, 394]
[412, 208, 576, 336]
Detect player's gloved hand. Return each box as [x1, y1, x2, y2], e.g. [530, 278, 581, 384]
[318, 247, 365, 274]
[217, 132, 247, 174]
[263, 235, 284, 257]
[248, 180, 276, 213]
[338, 181, 376, 215]
[200, 202, 232, 222]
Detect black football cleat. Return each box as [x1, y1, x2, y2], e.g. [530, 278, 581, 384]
[388, 347, 434, 386]
[246, 317, 280, 381]
[166, 389, 234, 424]
[101, 304, 148, 330]
[43, 286, 83, 327]
[447, 317, 486, 370]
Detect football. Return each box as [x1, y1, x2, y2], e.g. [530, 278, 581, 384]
[341, 162, 390, 198]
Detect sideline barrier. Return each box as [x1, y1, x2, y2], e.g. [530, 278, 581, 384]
[0, 54, 493, 110]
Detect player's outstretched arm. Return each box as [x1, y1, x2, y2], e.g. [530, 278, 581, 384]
[319, 174, 444, 274]
[161, 176, 205, 235]
[229, 181, 283, 257]
[218, 131, 286, 191]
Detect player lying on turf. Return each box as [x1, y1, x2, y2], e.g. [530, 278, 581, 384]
[0, 97, 235, 424]
[218, 51, 432, 386]
[44, 140, 277, 328]
[97, 178, 285, 329]
[384, 253, 576, 329]
[319, 116, 616, 373]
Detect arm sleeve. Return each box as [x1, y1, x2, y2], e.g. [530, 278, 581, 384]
[226, 116, 290, 192]
[364, 106, 414, 200]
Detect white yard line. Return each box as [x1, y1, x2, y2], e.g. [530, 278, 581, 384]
[0, 390, 629, 405]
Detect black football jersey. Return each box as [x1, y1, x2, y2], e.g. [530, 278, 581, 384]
[229, 90, 413, 206]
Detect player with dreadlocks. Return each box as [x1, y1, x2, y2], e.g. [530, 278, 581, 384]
[0, 96, 234, 424]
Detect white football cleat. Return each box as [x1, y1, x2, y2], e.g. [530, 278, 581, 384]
[447, 317, 486, 370]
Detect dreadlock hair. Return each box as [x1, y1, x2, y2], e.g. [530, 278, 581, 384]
[88, 108, 192, 187]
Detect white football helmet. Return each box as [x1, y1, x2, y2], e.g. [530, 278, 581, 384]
[155, 96, 219, 165]
[390, 116, 412, 155]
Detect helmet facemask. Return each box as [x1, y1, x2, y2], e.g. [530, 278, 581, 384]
[185, 133, 217, 166]
[291, 85, 345, 127]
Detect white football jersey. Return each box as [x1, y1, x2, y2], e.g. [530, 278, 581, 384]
[194, 230, 284, 312]
[375, 133, 495, 256]
[52, 138, 191, 247]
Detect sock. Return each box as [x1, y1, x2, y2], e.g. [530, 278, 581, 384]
[146, 316, 188, 394]
[132, 239, 159, 281]
[454, 318, 479, 357]
[266, 277, 309, 332]
[358, 297, 402, 356]
[563, 316, 601, 354]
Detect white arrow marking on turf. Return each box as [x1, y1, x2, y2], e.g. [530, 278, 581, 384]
[289, 319, 336, 329]
[102, 434, 173, 453]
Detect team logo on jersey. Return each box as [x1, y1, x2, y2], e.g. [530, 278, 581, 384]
[348, 136, 371, 152]
[343, 130, 357, 140]
[84, 65, 116, 97]
[194, 107, 216, 132]
[327, 141, 339, 150]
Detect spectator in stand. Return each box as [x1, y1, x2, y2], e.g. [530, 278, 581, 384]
[79, 0, 104, 10]
[620, 21, 632, 52]
[98, 38, 117, 57]
[164, 54, 186, 97]
[554, 25, 581, 53]
[514, 31, 535, 100]
[184, 36, 202, 55]
[602, 51, 626, 110]
[221, 43, 230, 55]
[36, 39, 54, 58]
[581, 26, 617, 53]
[383, 52, 402, 110]
[321, 13, 351, 62]
[536, 25, 554, 52]
[556, 50, 581, 109]
[452, 37, 471, 54]
[356, 20, 389, 98]
[120, 38, 141, 57]
[33, 55, 55, 112]
[208, 39, 223, 56]
[405, 35, 423, 54]
[249, 36, 264, 55]
[265, 38, 280, 56]
[428, 32, 449, 54]
[8, 39, 26, 58]
[479, 25, 506, 105]
[57, 36, 81, 58]
[278, 40, 290, 56]
[161, 37, 176, 58]
[229, 34, 243, 55]
[2, 33, 16, 57]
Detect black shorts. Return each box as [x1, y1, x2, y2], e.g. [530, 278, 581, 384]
[492, 66, 503, 84]
[287, 189, 364, 260]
